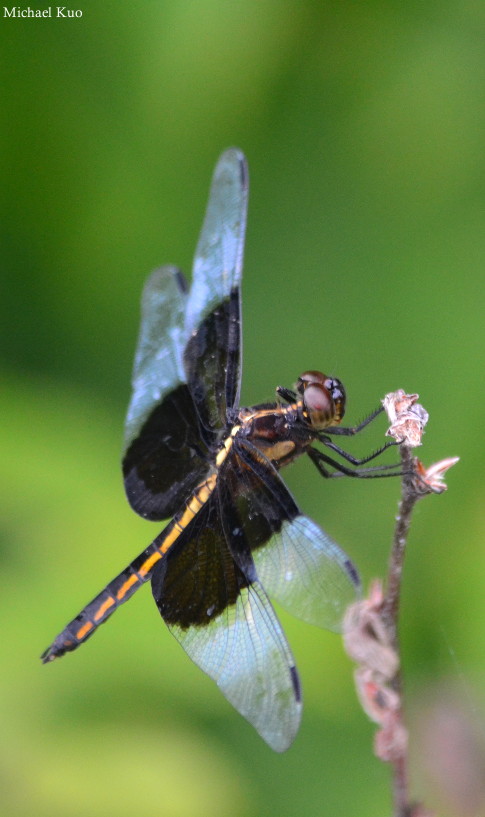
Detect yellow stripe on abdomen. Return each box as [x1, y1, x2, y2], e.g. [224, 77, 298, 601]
[116, 573, 140, 600]
[69, 441, 235, 648]
[93, 596, 116, 621]
[76, 620, 94, 640]
[138, 551, 163, 577]
[159, 473, 218, 554]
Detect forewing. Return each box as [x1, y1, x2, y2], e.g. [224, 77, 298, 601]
[122, 267, 210, 520]
[151, 491, 301, 752]
[229, 439, 361, 631]
[184, 148, 248, 433]
[123, 149, 249, 517]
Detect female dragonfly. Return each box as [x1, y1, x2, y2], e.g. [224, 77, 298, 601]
[42, 149, 396, 751]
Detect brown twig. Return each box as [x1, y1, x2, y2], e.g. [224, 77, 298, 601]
[381, 443, 418, 652]
[343, 390, 459, 817]
[381, 443, 420, 817]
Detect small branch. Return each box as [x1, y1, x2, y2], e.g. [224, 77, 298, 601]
[343, 389, 459, 817]
[381, 443, 418, 654]
[381, 443, 420, 817]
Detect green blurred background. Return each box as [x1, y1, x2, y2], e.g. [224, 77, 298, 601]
[2, 2, 485, 815]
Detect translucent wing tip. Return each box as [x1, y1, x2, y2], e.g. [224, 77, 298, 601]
[141, 265, 188, 306]
[215, 147, 248, 191]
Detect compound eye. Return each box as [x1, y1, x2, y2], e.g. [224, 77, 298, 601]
[296, 370, 327, 396]
[324, 377, 346, 424]
[296, 371, 346, 428]
[304, 384, 334, 428]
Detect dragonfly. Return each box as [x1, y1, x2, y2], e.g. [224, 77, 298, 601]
[42, 148, 397, 751]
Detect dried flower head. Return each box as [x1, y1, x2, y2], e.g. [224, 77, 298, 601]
[383, 390, 429, 447]
[413, 456, 460, 495]
[343, 581, 407, 763]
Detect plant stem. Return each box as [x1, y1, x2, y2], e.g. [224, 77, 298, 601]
[381, 444, 418, 652]
[381, 444, 420, 817]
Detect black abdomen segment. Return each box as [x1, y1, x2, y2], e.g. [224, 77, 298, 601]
[40, 536, 169, 662]
[41, 474, 220, 663]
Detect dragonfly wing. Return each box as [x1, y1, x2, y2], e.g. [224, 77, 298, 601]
[122, 267, 210, 520]
[151, 489, 301, 752]
[184, 148, 248, 433]
[228, 438, 361, 631]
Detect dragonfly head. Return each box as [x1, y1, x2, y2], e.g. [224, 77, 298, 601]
[296, 371, 346, 429]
